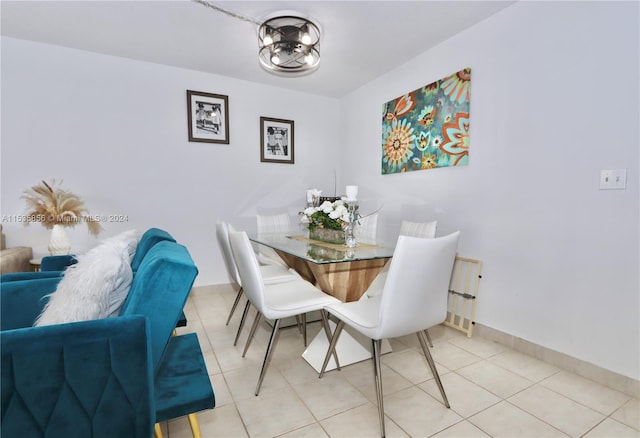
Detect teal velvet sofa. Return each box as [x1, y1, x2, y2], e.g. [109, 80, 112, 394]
[1, 228, 188, 328]
[1, 237, 215, 436]
[1, 227, 176, 280]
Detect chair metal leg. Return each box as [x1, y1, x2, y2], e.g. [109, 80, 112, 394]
[154, 423, 163, 438]
[302, 312, 307, 346]
[372, 339, 386, 438]
[226, 287, 244, 326]
[319, 319, 345, 378]
[295, 315, 303, 334]
[320, 310, 340, 371]
[187, 412, 202, 438]
[417, 330, 450, 408]
[255, 319, 282, 396]
[424, 328, 433, 347]
[234, 300, 251, 346]
[242, 310, 262, 358]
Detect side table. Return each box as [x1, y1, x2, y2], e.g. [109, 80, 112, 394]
[29, 258, 42, 272]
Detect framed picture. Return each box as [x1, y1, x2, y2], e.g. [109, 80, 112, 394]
[187, 90, 229, 144]
[260, 117, 294, 164]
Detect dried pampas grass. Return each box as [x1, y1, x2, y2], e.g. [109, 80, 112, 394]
[22, 179, 103, 236]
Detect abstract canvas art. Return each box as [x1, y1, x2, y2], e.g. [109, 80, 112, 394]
[381, 68, 471, 174]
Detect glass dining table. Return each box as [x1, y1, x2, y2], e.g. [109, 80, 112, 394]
[248, 231, 395, 302]
[248, 231, 396, 371]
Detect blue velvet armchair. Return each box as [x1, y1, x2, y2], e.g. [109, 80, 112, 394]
[2, 315, 155, 437]
[1, 238, 215, 437]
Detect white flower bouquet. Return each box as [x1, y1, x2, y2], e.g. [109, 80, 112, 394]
[300, 199, 352, 231]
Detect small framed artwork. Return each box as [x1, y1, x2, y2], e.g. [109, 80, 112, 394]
[260, 117, 294, 164]
[187, 90, 229, 144]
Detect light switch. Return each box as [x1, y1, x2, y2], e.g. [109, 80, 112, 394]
[599, 169, 627, 190]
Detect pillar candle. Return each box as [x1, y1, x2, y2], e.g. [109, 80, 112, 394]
[345, 185, 358, 201]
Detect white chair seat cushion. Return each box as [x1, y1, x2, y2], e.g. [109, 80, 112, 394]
[359, 264, 389, 300]
[325, 296, 382, 339]
[260, 264, 299, 284]
[257, 247, 289, 268]
[263, 280, 340, 320]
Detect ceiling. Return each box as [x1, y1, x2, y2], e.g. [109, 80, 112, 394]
[1, 1, 514, 98]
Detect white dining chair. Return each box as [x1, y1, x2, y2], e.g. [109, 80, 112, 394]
[215, 221, 298, 345]
[256, 213, 291, 267]
[398, 219, 439, 346]
[360, 219, 438, 302]
[319, 232, 460, 438]
[355, 213, 378, 242]
[228, 229, 342, 395]
[398, 219, 437, 238]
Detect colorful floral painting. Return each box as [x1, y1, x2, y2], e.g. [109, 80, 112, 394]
[381, 68, 471, 174]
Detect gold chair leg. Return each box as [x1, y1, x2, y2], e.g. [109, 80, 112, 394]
[154, 423, 163, 438]
[187, 412, 203, 438]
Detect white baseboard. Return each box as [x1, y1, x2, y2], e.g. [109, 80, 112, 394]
[473, 322, 639, 398]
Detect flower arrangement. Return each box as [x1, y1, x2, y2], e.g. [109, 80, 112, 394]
[22, 179, 103, 236]
[300, 199, 352, 231]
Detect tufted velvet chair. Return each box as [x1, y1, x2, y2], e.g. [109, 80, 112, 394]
[1, 315, 155, 437]
[1, 239, 214, 437]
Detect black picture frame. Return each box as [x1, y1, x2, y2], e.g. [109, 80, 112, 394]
[187, 90, 229, 144]
[260, 116, 294, 164]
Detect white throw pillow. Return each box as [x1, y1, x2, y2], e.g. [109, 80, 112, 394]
[34, 229, 140, 326]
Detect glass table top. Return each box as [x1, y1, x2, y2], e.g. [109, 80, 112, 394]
[248, 232, 395, 264]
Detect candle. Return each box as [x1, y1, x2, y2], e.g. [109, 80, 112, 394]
[345, 185, 358, 201]
[306, 189, 313, 203]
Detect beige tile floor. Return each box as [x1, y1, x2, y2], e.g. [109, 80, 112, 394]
[163, 285, 640, 438]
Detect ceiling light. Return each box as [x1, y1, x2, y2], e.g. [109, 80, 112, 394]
[258, 15, 321, 76]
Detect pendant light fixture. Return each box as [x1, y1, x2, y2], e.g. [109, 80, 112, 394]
[193, 1, 322, 76]
[258, 14, 321, 76]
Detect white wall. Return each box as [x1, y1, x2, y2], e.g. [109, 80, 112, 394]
[340, 1, 639, 379]
[0, 37, 342, 286]
[1, 1, 638, 380]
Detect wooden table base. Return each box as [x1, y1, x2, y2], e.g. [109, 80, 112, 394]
[276, 250, 389, 302]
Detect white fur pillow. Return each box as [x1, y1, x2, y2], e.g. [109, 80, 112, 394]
[34, 229, 140, 326]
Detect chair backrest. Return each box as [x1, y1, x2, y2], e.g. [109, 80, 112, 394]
[257, 213, 291, 234]
[375, 232, 460, 339]
[360, 220, 438, 300]
[120, 241, 198, 374]
[228, 230, 266, 314]
[215, 220, 241, 287]
[399, 220, 437, 238]
[356, 213, 378, 241]
[131, 228, 176, 271]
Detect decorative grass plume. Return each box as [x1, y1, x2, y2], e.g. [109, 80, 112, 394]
[22, 179, 103, 236]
